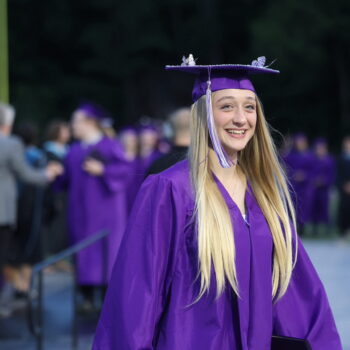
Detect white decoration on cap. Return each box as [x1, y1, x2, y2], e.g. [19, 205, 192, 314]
[251, 56, 266, 67]
[181, 54, 196, 66]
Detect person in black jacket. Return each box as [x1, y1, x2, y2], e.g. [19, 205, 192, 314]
[147, 107, 191, 175]
[42, 121, 71, 258]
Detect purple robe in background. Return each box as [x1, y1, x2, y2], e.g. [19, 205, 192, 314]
[93, 160, 342, 350]
[309, 154, 336, 224]
[141, 150, 163, 174]
[122, 150, 164, 214]
[283, 150, 314, 225]
[124, 157, 144, 215]
[55, 137, 130, 285]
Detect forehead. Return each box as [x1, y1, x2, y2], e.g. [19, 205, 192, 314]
[140, 129, 158, 135]
[213, 88, 256, 101]
[72, 111, 88, 121]
[121, 130, 137, 137]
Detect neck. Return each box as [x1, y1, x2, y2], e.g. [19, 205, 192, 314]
[125, 148, 137, 160]
[209, 148, 240, 182]
[141, 146, 154, 157]
[174, 134, 190, 147]
[55, 140, 66, 146]
[0, 126, 11, 136]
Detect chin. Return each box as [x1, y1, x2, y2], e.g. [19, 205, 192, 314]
[223, 140, 249, 154]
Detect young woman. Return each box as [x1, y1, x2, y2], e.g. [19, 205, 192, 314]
[92, 56, 342, 349]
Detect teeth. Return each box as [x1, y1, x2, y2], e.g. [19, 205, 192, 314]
[227, 130, 245, 135]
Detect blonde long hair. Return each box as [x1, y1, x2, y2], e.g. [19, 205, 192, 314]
[189, 94, 297, 301]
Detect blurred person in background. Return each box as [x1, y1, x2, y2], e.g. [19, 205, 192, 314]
[158, 137, 172, 155]
[283, 133, 314, 233]
[43, 120, 70, 162]
[309, 138, 336, 236]
[337, 136, 350, 238]
[119, 126, 141, 214]
[55, 103, 130, 312]
[9, 121, 48, 297]
[147, 107, 191, 175]
[42, 121, 71, 261]
[119, 126, 139, 162]
[139, 124, 163, 173]
[100, 117, 116, 139]
[0, 103, 62, 316]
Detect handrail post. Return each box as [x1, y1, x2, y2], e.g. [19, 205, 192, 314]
[37, 269, 43, 350]
[72, 259, 78, 350]
[26, 230, 109, 349]
[103, 235, 108, 288]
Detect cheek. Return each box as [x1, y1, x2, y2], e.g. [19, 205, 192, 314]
[248, 113, 257, 131]
[213, 110, 228, 128]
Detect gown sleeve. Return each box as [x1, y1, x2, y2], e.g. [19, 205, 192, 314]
[92, 174, 186, 350]
[101, 147, 131, 193]
[273, 237, 343, 350]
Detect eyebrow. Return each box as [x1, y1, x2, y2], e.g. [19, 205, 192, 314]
[216, 96, 256, 103]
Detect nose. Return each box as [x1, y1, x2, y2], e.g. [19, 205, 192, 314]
[232, 106, 246, 126]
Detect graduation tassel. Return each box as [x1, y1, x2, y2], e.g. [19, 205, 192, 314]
[206, 76, 233, 168]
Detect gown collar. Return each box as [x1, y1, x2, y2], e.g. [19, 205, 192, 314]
[211, 171, 255, 215]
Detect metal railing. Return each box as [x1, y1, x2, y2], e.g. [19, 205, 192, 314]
[27, 230, 109, 350]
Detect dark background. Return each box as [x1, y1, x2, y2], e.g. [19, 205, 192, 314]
[7, 0, 350, 149]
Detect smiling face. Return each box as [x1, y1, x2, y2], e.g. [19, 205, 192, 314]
[212, 89, 257, 157]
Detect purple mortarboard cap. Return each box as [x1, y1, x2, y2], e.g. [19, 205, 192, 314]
[165, 54, 279, 168]
[139, 124, 159, 133]
[119, 125, 138, 134]
[76, 102, 110, 122]
[165, 54, 279, 102]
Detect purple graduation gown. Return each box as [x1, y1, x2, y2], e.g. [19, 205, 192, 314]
[124, 157, 143, 215]
[56, 137, 130, 285]
[283, 150, 314, 225]
[93, 160, 342, 350]
[309, 154, 336, 223]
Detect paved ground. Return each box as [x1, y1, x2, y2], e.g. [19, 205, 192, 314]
[0, 238, 349, 350]
[0, 272, 95, 350]
[303, 239, 350, 350]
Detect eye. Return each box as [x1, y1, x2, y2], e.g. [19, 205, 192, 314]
[220, 104, 233, 111]
[245, 104, 256, 111]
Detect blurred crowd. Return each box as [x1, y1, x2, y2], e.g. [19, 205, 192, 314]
[282, 133, 350, 238]
[0, 101, 349, 318]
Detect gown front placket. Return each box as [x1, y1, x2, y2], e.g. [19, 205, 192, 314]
[214, 177, 273, 350]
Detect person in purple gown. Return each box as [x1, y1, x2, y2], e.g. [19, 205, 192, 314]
[55, 103, 130, 309]
[93, 56, 342, 349]
[337, 136, 350, 238]
[119, 126, 143, 215]
[283, 133, 314, 233]
[139, 124, 163, 173]
[309, 138, 336, 235]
